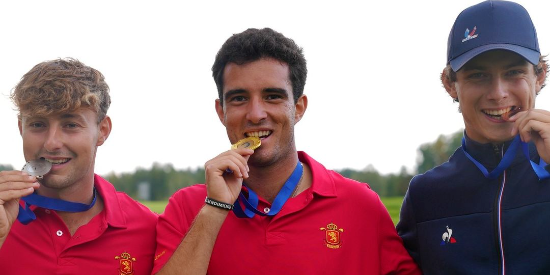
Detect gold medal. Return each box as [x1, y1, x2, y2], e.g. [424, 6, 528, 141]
[231, 136, 261, 150]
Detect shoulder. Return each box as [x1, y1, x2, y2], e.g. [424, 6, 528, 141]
[409, 147, 467, 190]
[301, 151, 380, 203]
[169, 184, 207, 203]
[162, 184, 207, 219]
[114, 191, 159, 221]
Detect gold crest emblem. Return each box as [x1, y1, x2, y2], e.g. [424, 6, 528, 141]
[320, 222, 344, 249]
[115, 252, 136, 275]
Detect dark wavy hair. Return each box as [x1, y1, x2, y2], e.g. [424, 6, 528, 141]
[11, 58, 110, 123]
[212, 28, 307, 104]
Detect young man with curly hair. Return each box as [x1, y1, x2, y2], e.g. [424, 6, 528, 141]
[0, 58, 158, 274]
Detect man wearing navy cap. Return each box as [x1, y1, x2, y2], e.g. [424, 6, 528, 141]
[397, 1, 550, 274]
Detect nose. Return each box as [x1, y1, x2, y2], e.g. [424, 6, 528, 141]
[486, 77, 509, 101]
[245, 97, 267, 124]
[44, 127, 63, 152]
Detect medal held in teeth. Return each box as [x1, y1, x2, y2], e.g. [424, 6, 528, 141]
[231, 136, 261, 150]
[22, 158, 52, 179]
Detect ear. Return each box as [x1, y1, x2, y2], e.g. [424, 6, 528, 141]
[215, 99, 226, 126]
[294, 94, 308, 124]
[96, 116, 112, 146]
[18, 119, 23, 136]
[535, 61, 547, 93]
[441, 68, 458, 99]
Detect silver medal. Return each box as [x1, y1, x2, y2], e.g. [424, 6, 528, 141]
[22, 158, 52, 179]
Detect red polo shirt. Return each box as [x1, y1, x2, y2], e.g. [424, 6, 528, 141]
[0, 174, 158, 275]
[153, 152, 420, 274]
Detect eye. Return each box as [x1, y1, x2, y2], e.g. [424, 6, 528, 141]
[266, 94, 283, 100]
[28, 122, 46, 128]
[467, 72, 487, 79]
[228, 95, 247, 103]
[506, 69, 524, 77]
[63, 122, 81, 129]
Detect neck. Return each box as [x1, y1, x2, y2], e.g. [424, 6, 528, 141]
[37, 175, 103, 235]
[37, 176, 95, 204]
[245, 155, 300, 203]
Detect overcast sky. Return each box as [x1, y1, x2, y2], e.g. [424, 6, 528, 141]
[1, 0, 549, 176]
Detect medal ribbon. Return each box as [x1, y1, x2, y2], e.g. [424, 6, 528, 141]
[233, 162, 303, 218]
[462, 135, 550, 180]
[17, 188, 97, 225]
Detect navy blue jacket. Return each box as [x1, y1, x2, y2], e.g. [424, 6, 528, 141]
[397, 134, 550, 275]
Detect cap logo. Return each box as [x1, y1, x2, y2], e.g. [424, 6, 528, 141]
[461, 26, 478, 42]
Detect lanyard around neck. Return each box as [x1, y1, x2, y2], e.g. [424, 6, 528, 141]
[233, 162, 303, 218]
[17, 188, 98, 225]
[462, 135, 549, 180]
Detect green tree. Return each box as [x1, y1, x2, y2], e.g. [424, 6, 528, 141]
[0, 164, 14, 172]
[416, 130, 463, 174]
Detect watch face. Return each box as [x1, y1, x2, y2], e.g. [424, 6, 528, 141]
[22, 159, 52, 178]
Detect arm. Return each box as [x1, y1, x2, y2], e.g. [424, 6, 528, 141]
[378, 195, 421, 275]
[156, 148, 253, 275]
[395, 188, 421, 268]
[0, 171, 39, 248]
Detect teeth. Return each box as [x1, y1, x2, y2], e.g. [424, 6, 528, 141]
[246, 131, 271, 138]
[485, 107, 512, 116]
[45, 158, 69, 164]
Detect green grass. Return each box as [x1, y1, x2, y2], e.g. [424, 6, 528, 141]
[381, 196, 404, 225]
[142, 196, 404, 225]
[142, 200, 169, 214]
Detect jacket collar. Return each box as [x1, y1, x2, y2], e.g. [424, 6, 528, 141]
[462, 132, 535, 169]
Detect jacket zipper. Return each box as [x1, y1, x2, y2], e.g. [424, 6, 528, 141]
[492, 144, 505, 275]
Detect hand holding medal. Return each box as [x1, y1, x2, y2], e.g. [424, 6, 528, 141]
[203, 137, 260, 211]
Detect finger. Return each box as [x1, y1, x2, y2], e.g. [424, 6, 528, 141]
[205, 154, 247, 179]
[517, 120, 550, 143]
[0, 171, 37, 183]
[512, 109, 550, 136]
[0, 181, 39, 193]
[0, 187, 36, 204]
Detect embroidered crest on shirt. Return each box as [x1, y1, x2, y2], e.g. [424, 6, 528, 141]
[115, 252, 136, 275]
[320, 222, 344, 249]
[440, 225, 457, 245]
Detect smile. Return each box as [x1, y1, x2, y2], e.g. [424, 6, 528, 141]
[482, 107, 516, 120]
[245, 131, 272, 139]
[44, 158, 70, 165]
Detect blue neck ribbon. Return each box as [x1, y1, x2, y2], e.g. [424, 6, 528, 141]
[462, 135, 549, 180]
[17, 188, 98, 225]
[233, 162, 303, 218]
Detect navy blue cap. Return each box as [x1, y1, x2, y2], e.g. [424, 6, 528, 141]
[447, 0, 540, 71]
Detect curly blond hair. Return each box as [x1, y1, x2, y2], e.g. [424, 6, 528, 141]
[11, 58, 110, 123]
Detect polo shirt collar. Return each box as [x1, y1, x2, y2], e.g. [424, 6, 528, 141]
[94, 174, 127, 229]
[298, 151, 337, 198]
